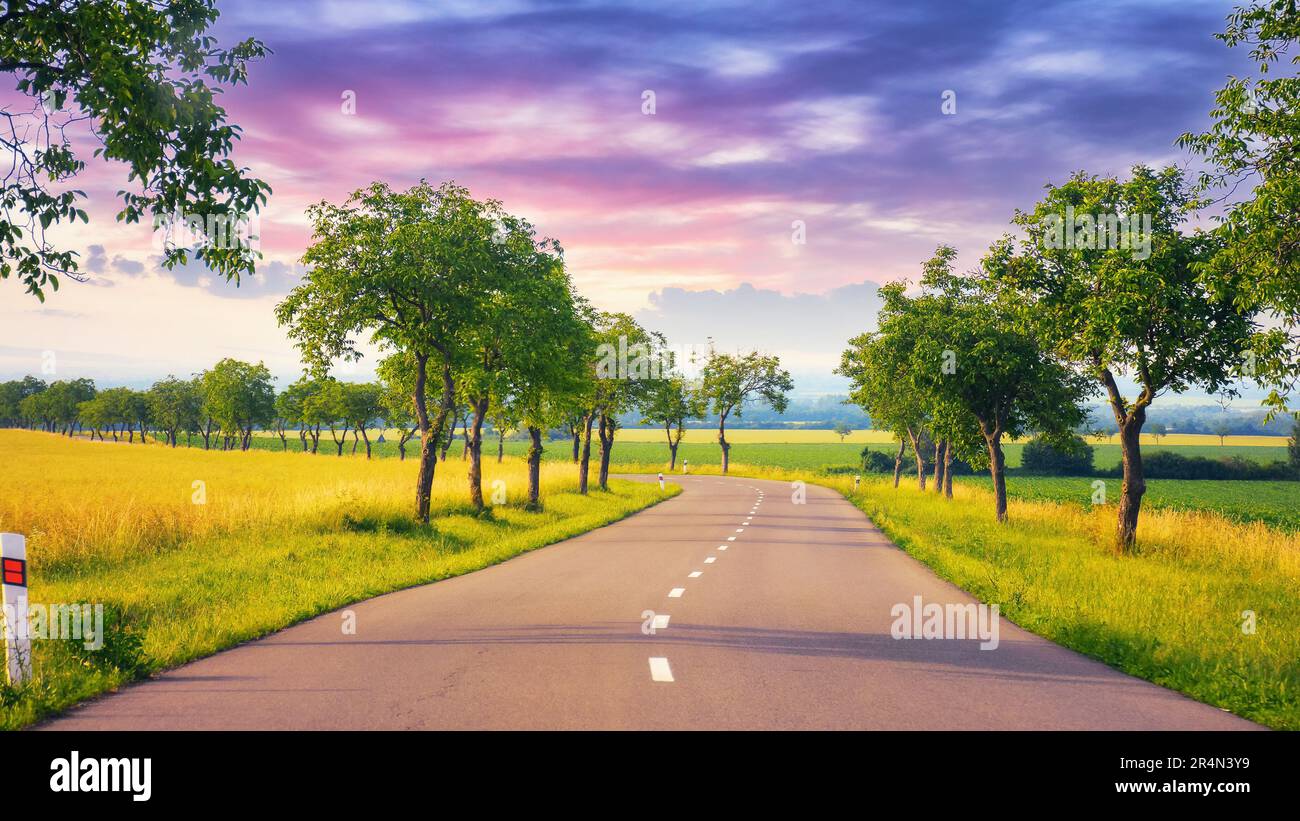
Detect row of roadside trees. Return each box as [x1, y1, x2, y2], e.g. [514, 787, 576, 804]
[274, 179, 794, 520]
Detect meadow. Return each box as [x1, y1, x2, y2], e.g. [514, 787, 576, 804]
[0, 430, 675, 729]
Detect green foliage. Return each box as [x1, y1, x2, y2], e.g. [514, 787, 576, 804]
[1021, 434, 1095, 475]
[1179, 1, 1300, 413]
[0, 0, 271, 300]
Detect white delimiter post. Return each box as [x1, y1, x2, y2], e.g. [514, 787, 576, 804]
[1, 533, 31, 685]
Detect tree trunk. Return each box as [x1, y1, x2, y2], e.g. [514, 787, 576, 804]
[598, 413, 613, 490]
[202, 419, 213, 450]
[1116, 413, 1147, 550]
[578, 412, 596, 494]
[360, 426, 372, 459]
[526, 426, 543, 511]
[983, 428, 1008, 522]
[668, 440, 678, 471]
[906, 427, 927, 490]
[413, 355, 451, 524]
[892, 438, 906, 488]
[943, 441, 954, 498]
[351, 428, 359, 455]
[718, 413, 731, 474]
[932, 439, 944, 493]
[571, 426, 580, 463]
[467, 397, 488, 511]
[498, 430, 505, 463]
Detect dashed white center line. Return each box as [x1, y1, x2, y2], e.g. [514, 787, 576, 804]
[653, 615, 671, 630]
[649, 657, 674, 682]
[717, 545, 727, 550]
[688, 571, 702, 578]
[736, 528, 744, 533]
[727, 536, 736, 541]
[668, 587, 685, 598]
[704, 557, 716, 564]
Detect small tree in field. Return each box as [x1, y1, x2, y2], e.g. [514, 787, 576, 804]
[699, 350, 793, 474]
[147, 376, 202, 447]
[988, 165, 1280, 548]
[376, 353, 426, 461]
[833, 421, 852, 443]
[640, 372, 703, 471]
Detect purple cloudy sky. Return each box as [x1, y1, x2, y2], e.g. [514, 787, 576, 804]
[0, 0, 1253, 393]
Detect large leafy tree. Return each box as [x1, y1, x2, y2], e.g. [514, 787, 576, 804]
[988, 166, 1280, 548]
[1, 0, 271, 300]
[276, 180, 499, 523]
[904, 246, 1089, 522]
[576, 312, 662, 492]
[1179, 1, 1300, 413]
[699, 349, 793, 474]
[0, 376, 46, 426]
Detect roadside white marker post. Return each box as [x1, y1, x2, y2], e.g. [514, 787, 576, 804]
[854, 475, 861, 491]
[1, 533, 31, 685]
[658, 472, 664, 490]
[682, 460, 689, 474]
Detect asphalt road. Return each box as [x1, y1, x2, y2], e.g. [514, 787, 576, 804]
[43, 475, 1257, 730]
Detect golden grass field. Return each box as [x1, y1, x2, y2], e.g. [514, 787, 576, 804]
[0, 430, 674, 728]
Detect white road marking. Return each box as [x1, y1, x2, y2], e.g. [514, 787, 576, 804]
[705, 557, 716, 564]
[668, 587, 685, 598]
[717, 545, 727, 550]
[649, 657, 674, 682]
[736, 528, 744, 533]
[688, 571, 702, 578]
[727, 536, 736, 541]
[653, 614, 671, 630]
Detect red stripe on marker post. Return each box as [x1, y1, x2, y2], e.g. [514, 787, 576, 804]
[1, 533, 31, 684]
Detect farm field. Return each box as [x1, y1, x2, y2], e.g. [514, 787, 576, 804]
[200, 428, 1290, 471]
[0, 430, 675, 729]
[958, 475, 1300, 531]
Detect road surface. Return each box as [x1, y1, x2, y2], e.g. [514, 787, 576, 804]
[43, 475, 1256, 730]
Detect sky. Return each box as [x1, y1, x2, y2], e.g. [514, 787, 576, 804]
[0, 0, 1261, 399]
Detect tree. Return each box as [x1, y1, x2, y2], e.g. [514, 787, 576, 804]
[640, 372, 704, 471]
[699, 351, 793, 474]
[838, 317, 931, 490]
[1179, 1, 1300, 415]
[198, 359, 274, 450]
[341, 382, 383, 459]
[0, 0, 271, 301]
[457, 212, 581, 509]
[1290, 419, 1300, 473]
[1211, 416, 1232, 446]
[1148, 422, 1168, 445]
[879, 246, 1088, 520]
[578, 312, 663, 492]
[39, 378, 95, 435]
[833, 421, 853, 443]
[376, 353, 426, 461]
[277, 180, 500, 523]
[275, 378, 315, 452]
[988, 166, 1278, 548]
[147, 376, 202, 447]
[0, 376, 45, 426]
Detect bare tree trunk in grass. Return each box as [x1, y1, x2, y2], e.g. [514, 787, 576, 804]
[943, 441, 954, 498]
[466, 397, 488, 512]
[598, 413, 614, 490]
[526, 426, 543, 511]
[578, 412, 596, 494]
[982, 424, 1008, 522]
[906, 427, 927, 491]
[893, 439, 906, 488]
[932, 439, 944, 493]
